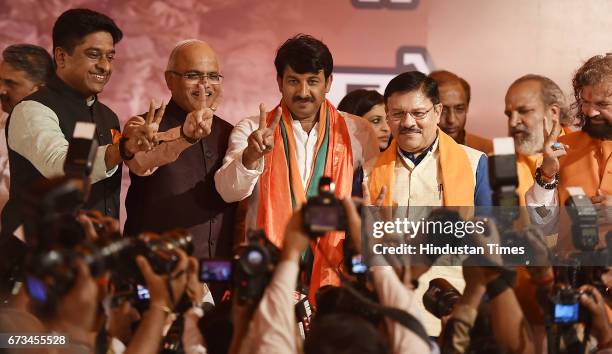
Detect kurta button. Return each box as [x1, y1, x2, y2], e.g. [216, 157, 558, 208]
[205, 151, 214, 159]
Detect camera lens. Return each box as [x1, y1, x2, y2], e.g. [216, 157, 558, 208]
[247, 250, 263, 265]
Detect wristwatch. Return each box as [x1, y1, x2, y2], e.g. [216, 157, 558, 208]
[535, 167, 559, 190]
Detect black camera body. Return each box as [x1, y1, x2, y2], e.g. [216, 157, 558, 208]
[24, 230, 193, 312]
[488, 139, 532, 265]
[232, 229, 280, 304]
[423, 278, 461, 318]
[303, 176, 346, 237]
[549, 287, 591, 325]
[565, 190, 599, 252]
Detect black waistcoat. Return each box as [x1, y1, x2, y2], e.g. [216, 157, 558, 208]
[1, 76, 122, 237]
[124, 100, 237, 259]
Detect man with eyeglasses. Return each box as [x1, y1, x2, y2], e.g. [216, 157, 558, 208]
[124, 39, 237, 267]
[1, 9, 150, 238]
[429, 70, 492, 155]
[214, 34, 379, 300]
[367, 71, 492, 336]
[526, 54, 612, 254]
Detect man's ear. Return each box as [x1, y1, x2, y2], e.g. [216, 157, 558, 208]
[54, 47, 67, 68]
[548, 104, 561, 121]
[325, 74, 333, 93]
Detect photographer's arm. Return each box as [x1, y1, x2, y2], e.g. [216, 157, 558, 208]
[489, 286, 536, 354]
[439, 270, 485, 354]
[236, 211, 309, 354]
[123, 251, 189, 354]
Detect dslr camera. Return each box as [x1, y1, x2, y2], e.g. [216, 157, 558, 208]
[303, 176, 346, 237]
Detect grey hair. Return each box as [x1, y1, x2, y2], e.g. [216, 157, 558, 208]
[511, 74, 570, 125]
[2, 44, 53, 84]
[166, 39, 207, 71]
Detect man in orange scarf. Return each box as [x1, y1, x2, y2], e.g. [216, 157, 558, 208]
[215, 35, 379, 299]
[526, 54, 612, 252]
[367, 71, 491, 336]
[505, 74, 569, 206]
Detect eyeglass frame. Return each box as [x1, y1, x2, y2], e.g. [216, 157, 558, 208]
[387, 105, 436, 122]
[167, 70, 224, 84]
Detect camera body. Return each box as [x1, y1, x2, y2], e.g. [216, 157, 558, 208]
[24, 230, 194, 311]
[565, 187, 599, 252]
[232, 229, 280, 304]
[549, 287, 590, 324]
[303, 176, 346, 237]
[423, 278, 461, 318]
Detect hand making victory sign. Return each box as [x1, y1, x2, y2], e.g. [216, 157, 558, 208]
[123, 99, 167, 154]
[182, 83, 219, 142]
[242, 104, 282, 170]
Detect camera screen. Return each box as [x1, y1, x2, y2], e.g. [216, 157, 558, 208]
[200, 259, 232, 282]
[351, 255, 368, 274]
[308, 205, 339, 231]
[554, 303, 579, 323]
[136, 284, 150, 300]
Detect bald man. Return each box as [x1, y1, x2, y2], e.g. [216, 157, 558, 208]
[124, 40, 237, 261]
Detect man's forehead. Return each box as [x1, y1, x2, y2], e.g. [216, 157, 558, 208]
[387, 90, 431, 108]
[283, 66, 324, 78]
[77, 31, 115, 50]
[174, 46, 219, 71]
[0, 61, 29, 81]
[582, 80, 612, 100]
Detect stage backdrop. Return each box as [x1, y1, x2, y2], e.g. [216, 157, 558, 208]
[1, 0, 611, 224]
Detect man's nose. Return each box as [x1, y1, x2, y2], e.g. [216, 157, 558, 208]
[95, 56, 111, 73]
[300, 81, 308, 97]
[582, 102, 600, 118]
[508, 112, 520, 127]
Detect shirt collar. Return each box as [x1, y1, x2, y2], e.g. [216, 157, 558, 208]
[398, 134, 438, 167]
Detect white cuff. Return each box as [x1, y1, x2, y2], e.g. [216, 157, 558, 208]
[90, 144, 118, 183]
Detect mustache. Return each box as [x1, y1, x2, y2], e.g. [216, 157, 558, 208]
[293, 96, 314, 103]
[399, 127, 422, 134]
[510, 127, 528, 136]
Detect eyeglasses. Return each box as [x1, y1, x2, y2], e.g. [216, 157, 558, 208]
[168, 71, 223, 84]
[387, 105, 435, 122]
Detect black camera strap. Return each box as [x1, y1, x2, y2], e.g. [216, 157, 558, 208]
[342, 283, 432, 349]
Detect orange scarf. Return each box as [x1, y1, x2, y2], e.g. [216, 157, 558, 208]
[368, 129, 475, 207]
[257, 99, 353, 299]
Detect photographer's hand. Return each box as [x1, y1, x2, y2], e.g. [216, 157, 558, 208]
[49, 260, 99, 348]
[281, 208, 310, 263]
[579, 285, 612, 349]
[136, 249, 189, 309]
[124, 250, 189, 354]
[242, 104, 282, 170]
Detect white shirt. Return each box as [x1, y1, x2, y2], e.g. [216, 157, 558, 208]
[214, 111, 380, 204]
[7, 100, 118, 184]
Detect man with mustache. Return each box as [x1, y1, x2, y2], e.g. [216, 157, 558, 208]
[367, 71, 491, 335]
[124, 40, 237, 268]
[429, 70, 493, 154]
[0, 44, 53, 226]
[215, 34, 379, 299]
[1, 9, 148, 238]
[504, 74, 569, 206]
[527, 54, 612, 252]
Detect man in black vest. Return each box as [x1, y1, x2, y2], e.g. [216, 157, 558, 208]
[124, 40, 237, 262]
[1, 9, 147, 239]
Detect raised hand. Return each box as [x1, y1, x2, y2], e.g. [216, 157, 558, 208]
[540, 117, 568, 180]
[242, 104, 282, 170]
[123, 100, 166, 154]
[182, 84, 217, 142]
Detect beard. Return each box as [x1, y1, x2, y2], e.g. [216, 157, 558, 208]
[511, 126, 544, 156]
[583, 115, 612, 140]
